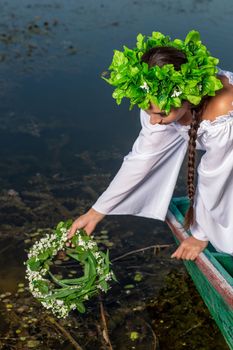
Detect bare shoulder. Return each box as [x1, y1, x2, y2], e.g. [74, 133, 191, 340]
[201, 75, 233, 122]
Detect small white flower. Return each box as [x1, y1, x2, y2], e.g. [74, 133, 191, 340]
[140, 82, 150, 93]
[77, 237, 85, 247]
[171, 88, 183, 98]
[198, 83, 202, 91]
[97, 284, 105, 292]
[97, 267, 104, 274]
[60, 228, 67, 234]
[87, 241, 96, 249]
[94, 252, 102, 260]
[105, 272, 113, 281]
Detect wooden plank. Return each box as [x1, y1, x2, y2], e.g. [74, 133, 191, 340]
[166, 209, 233, 308]
[166, 201, 233, 349]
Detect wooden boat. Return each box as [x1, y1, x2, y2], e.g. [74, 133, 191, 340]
[166, 196, 233, 350]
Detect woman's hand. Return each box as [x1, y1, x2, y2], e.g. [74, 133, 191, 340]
[171, 236, 208, 260]
[66, 208, 105, 245]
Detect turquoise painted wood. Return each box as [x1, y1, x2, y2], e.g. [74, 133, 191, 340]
[167, 196, 233, 350]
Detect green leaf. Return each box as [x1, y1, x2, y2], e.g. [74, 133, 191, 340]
[34, 280, 49, 294]
[59, 276, 87, 285]
[138, 98, 150, 110]
[48, 272, 70, 288]
[180, 63, 190, 75]
[66, 252, 81, 262]
[211, 76, 224, 90]
[84, 261, 90, 277]
[157, 93, 168, 109]
[87, 253, 97, 277]
[105, 250, 110, 266]
[27, 258, 41, 271]
[171, 97, 182, 108]
[142, 62, 149, 74]
[129, 101, 135, 110]
[172, 38, 184, 49]
[151, 31, 166, 41]
[186, 79, 198, 88]
[129, 66, 139, 77]
[164, 100, 172, 115]
[186, 94, 202, 105]
[76, 302, 86, 313]
[112, 88, 126, 102]
[149, 95, 159, 107]
[78, 251, 89, 262]
[38, 251, 49, 261]
[125, 85, 141, 99]
[111, 272, 119, 283]
[83, 274, 97, 291]
[155, 68, 165, 80]
[99, 280, 108, 292]
[110, 50, 128, 68]
[56, 221, 65, 230]
[184, 30, 201, 45]
[101, 76, 111, 85]
[136, 33, 145, 50]
[76, 279, 97, 292]
[68, 244, 84, 255]
[47, 288, 76, 299]
[170, 71, 183, 83]
[65, 219, 73, 229]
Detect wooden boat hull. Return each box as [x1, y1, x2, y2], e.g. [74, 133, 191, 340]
[166, 197, 233, 350]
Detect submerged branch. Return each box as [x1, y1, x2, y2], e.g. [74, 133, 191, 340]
[144, 321, 159, 350]
[112, 244, 173, 262]
[46, 316, 84, 350]
[99, 296, 113, 350]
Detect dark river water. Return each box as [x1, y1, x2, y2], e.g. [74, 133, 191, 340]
[0, 0, 232, 349]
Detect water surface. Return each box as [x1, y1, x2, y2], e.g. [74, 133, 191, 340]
[0, 1, 232, 349]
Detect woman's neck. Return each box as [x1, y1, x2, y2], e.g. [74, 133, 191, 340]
[177, 109, 193, 126]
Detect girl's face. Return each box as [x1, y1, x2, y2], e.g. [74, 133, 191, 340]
[144, 100, 191, 125]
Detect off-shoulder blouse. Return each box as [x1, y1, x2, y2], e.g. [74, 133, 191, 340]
[92, 67, 233, 255]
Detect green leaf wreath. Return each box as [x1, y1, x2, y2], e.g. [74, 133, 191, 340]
[102, 29, 223, 114]
[25, 220, 117, 318]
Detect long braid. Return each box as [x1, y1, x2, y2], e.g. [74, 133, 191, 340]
[183, 112, 200, 230]
[183, 96, 211, 231]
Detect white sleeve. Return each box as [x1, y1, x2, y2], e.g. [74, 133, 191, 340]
[190, 119, 233, 244]
[92, 109, 188, 220]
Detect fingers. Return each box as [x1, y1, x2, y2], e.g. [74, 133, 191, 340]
[65, 216, 97, 249]
[65, 209, 105, 247]
[184, 251, 197, 261]
[84, 222, 96, 236]
[171, 245, 185, 259]
[171, 243, 198, 261]
[67, 220, 83, 239]
[171, 247, 198, 260]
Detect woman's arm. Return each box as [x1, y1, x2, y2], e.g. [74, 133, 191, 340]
[190, 119, 233, 253]
[68, 109, 188, 239]
[92, 109, 188, 219]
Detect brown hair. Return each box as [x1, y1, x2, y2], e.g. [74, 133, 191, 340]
[141, 46, 211, 231]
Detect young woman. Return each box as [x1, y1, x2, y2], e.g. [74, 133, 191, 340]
[67, 31, 233, 260]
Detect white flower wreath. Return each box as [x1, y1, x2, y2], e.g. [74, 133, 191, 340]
[25, 220, 117, 318]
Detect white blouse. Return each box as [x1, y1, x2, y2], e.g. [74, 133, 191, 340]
[92, 67, 233, 255]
